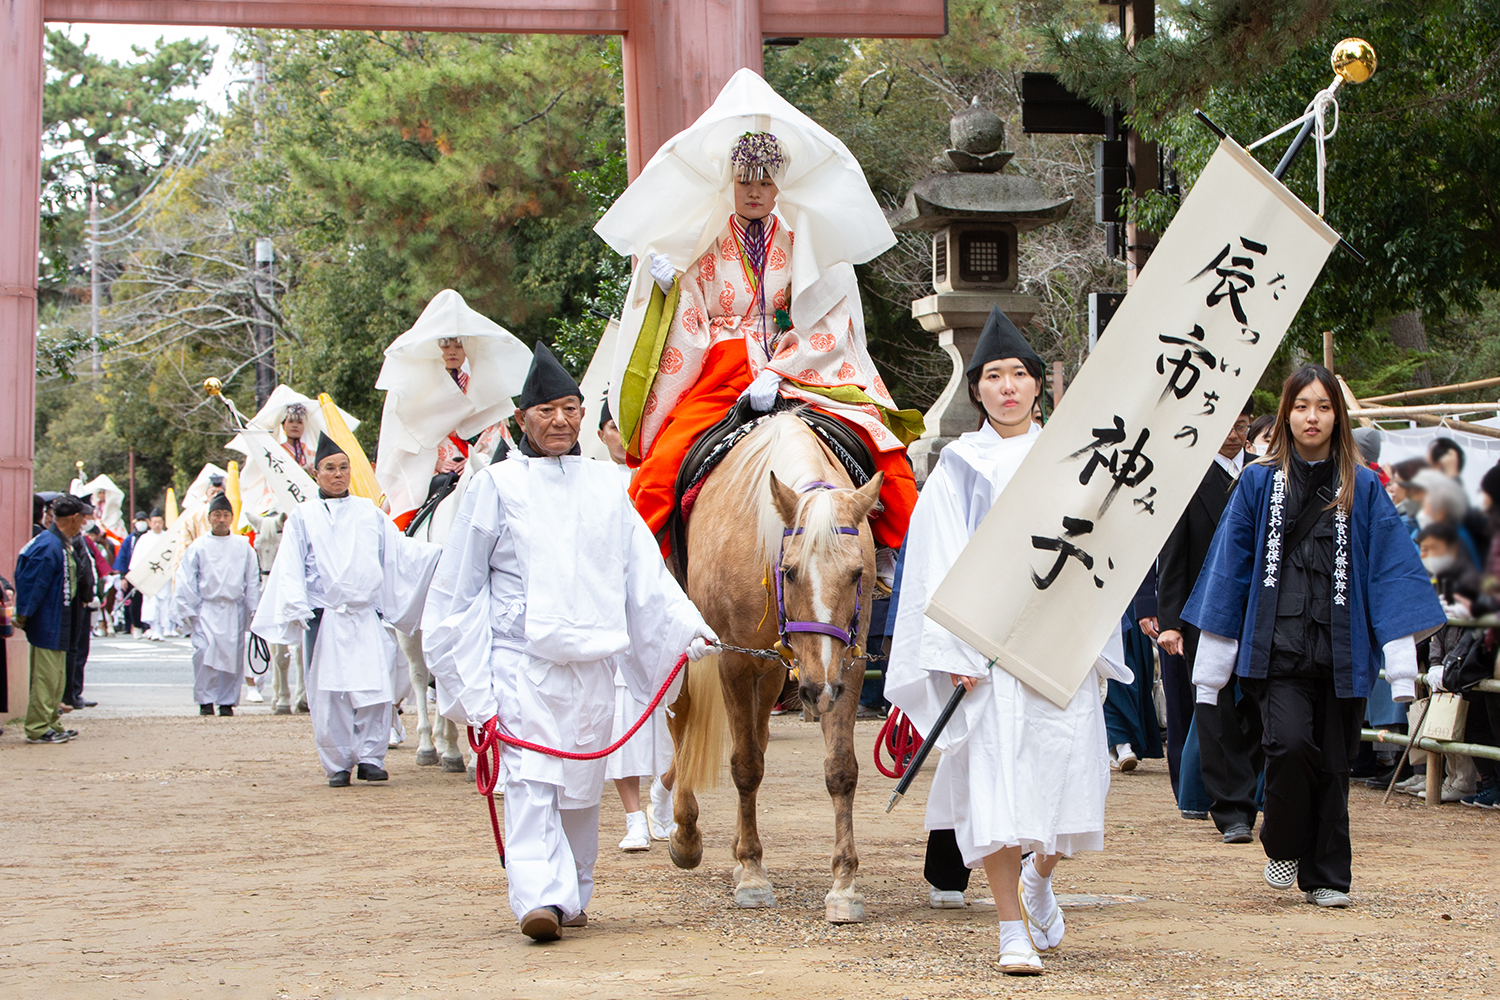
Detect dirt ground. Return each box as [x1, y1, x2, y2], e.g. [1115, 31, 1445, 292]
[2, 711, 1496, 1000]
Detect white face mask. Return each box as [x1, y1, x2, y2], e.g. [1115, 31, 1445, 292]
[1422, 554, 1455, 577]
[134, 520, 148, 532]
[1417, 510, 1436, 529]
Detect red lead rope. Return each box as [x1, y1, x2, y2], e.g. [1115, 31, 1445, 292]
[466, 652, 689, 867]
[873, 707, 923, 779]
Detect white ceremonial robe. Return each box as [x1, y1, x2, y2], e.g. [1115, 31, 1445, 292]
[253, 495, 440, 776]
[885, 422, 1129, 865]
[604, 459, 670, 781]
[174, 533, 260, 706]
[422, 453, 705, 921]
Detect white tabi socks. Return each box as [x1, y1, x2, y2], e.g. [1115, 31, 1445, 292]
[1020, 854, 1065, 951]
[619, 811, 650, 851]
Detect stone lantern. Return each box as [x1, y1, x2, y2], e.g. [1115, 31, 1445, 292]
[888, 98, 1072, 481]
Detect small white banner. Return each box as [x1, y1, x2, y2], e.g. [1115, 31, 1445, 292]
[236, 426, 318, 515]
[926, 138, 1341, 708]
[126, 522, 185, 597]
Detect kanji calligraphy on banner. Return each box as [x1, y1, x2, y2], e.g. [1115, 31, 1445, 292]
[234, 426, 319, 515]
[925, 138, 1341, 708]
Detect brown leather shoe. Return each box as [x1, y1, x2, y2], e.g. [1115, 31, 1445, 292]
[561, 911, 587, 928]
[520, 906, 561, 941]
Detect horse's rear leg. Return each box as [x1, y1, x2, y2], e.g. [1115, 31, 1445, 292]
[821, 687, 865, 923]
[400, 632, 439, 766]
[727, 664, 779, 908]
[439, 717, 471, 774]
[665, 679, 703, 870]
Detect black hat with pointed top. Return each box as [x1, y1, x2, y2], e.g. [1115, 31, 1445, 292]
[208, 492, 234, 514]
[514, 342, 582, 410]
[966, 304, 1043, 380]
[314, 432, 347, 469]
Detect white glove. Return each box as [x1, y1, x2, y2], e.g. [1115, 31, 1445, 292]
[1382, 634, 1419, 702]
[648, 253, 676, 294]
[1192, 631, 1239, 704]
[1440, 599, 1466, 622]
[739, 368, 782, 413]
[687, 623, 719, 662]
[1427, 667, 1447, 693]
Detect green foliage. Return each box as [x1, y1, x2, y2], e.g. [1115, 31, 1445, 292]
[1051, 0, 1500, 402]
[41, 30, 216, 294]
[1047, 1, 1341, 126]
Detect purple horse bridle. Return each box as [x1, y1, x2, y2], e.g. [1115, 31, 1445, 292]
[773, 481, 863, 652]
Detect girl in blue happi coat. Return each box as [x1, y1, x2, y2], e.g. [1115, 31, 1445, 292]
[1183, 364, 1445, 908]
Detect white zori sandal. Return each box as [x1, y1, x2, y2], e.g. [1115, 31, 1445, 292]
[998, 920, 1043, 976]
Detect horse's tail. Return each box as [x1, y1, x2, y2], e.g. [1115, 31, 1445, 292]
[672, 654, 728, 790]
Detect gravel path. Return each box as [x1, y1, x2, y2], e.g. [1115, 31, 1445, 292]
[1, 710, 1495, 999]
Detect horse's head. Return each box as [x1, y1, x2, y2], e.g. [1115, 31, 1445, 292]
[768, 471, 883, 716]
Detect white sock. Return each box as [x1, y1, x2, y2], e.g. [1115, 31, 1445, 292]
[998, 919, 1033, 955]
[1021, 859, 1065, 950]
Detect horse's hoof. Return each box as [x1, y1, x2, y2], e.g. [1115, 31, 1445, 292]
[415, 748, 439, 766]
[667, 839, 702, 870]
[466, 765, 477, 783]
[735, 885, 777, 908]
[441, 756, 466, 773]
[825, 898, 866, 924]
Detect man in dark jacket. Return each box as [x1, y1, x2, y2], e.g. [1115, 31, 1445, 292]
[15, 494, 88, 743]
[1157, 405, 1262, 844]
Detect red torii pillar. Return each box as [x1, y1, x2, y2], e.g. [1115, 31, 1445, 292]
[0, 0, 945, 688]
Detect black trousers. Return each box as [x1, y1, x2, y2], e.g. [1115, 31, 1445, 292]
[124, 591, 144, 632]
[1158, 647, 1195, 796]
[64, 601, 90, 705]
[1189, 628, 1264, 833]
[924, 829, 971, 892]
[1244, 676, 1363, 893]
[1466, 692, 1500, 785]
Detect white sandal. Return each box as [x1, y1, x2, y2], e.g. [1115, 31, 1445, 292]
[998, 943, 1042, 976]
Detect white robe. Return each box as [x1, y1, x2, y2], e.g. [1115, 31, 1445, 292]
[174, 533, 260, 695]
[252, 495, 440, 706]
[885, 422, 1125, 864]
[422, 453, 705, 805]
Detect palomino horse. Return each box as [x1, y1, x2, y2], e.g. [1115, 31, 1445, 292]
[666, 411, 881, 923]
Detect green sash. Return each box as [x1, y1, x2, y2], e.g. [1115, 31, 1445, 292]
[796, 383, 926, 447]
[616, 279, 681, 459]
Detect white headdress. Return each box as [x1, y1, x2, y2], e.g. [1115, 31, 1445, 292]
[374, 289, 533, 517]
[594, 68, 896, 338]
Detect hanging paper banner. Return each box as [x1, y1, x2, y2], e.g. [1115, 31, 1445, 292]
[126, 521, 186, 597]
[234, 426, 318, 516]
[926, 138, 1341, 708]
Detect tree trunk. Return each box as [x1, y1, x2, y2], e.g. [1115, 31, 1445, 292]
[1387, 309, 1432, 387]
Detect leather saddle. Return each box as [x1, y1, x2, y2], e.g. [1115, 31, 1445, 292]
[664, 396, 876, 581]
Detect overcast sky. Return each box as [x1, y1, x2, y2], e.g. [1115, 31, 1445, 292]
[47, 22, 242, 114]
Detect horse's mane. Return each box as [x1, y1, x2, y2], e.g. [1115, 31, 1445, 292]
[722, 411, 845, 563]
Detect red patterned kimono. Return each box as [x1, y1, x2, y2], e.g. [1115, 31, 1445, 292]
[630, 216, 916, 552]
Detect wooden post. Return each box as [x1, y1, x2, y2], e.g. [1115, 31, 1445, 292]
[1051, 360, 1066, 407]
[128, 447, 136, 517]
[1322, 330, 1334, 372]
[1, 0, 42, 736]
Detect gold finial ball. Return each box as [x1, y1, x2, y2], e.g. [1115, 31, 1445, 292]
[76, 460, 84, 470]
[203, 377, 224, 397]
[1332, 38, 1377, 84]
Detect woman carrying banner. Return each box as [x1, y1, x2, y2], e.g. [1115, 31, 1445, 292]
[1183, 365, 1445, 908]
[886, 306, 1125, 975]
